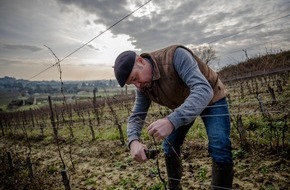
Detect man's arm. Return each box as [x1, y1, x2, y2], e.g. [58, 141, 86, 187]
[127, 89, 151, 145]
[167, 47, 214, 129]
[147, 47, 213, 140]
[127, 89, 151, 162]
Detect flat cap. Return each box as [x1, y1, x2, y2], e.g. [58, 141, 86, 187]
[114, 50, 136, 87]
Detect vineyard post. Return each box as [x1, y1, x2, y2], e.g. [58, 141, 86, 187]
[6, 151, 14, 174]
[26, 156, 34, 179]
[93, 88, 100, 125]
[48, 95, 71, 189]
[61, 169, 71, 190]
[267, 85, 277, 105]
[87, 110, 96, 141]
[255, 92, 269, 117]
[45, 45, 72, 189]
[236, 114, 250, 149]
[106, 98, 125, 145]
[255, 92, 278, 149]
[276, 79, 283, 94]
[48, 96, 58, 140]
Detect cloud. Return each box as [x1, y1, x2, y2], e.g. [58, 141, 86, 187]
[55, 0, 290, 58]
[1, 0, 289, 81]
[0, 58, 21, 66]
[87, 44, 100, 51]
[1, 43, 43, 52]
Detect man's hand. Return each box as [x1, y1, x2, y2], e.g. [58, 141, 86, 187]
[130, 140, 148, 162]
[147, 118, 174, 140]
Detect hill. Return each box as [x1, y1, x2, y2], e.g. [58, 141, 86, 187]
[218, 50, 290, 82]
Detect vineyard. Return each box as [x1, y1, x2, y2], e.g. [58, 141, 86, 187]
[1, 52, 290, 190]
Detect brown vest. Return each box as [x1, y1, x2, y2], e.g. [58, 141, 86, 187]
[140, 45, 226, 109]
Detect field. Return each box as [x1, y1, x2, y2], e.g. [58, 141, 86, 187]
[0, 71, 290, 190]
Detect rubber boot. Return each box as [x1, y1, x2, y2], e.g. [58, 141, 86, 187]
[165, 154, 183, 190]
[211, 161, 234, 190]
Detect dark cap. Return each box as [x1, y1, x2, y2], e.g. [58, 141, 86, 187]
[114, 50, 136, 87]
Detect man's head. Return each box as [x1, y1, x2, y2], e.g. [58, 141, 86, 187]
[114, 51, 136, 87]
[114, 50, 153, 89]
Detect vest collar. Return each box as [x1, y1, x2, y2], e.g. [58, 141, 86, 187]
[141, 54, 161, 81]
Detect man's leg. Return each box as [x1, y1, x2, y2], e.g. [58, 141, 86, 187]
[201, 98, 234, 190]
[163, 122, 193, 190]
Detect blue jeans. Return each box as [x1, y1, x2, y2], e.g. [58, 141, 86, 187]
[163, 97, 233, 164]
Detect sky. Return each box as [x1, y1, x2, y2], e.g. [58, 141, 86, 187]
[0, 0, 289, 81]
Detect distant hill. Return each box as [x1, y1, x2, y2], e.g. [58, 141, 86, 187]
[218, 50, 290, 82]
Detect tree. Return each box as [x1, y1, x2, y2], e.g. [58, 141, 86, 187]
[190, 45, 217, 65]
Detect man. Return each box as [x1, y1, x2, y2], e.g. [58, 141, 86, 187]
[114, 45, 233, 190]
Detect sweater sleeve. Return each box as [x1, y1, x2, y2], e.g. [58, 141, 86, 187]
[167, 47, 213, 129]
[127, 89, 151, 145]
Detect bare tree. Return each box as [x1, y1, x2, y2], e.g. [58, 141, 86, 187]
[190, 45, 217, 65]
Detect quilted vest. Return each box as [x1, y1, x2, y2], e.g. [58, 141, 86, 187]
[140, 45, 226, 109]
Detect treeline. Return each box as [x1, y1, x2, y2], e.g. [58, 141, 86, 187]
[0, 77, 119, 95]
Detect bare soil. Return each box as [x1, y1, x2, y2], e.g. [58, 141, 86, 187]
[0, 136, 289, 190]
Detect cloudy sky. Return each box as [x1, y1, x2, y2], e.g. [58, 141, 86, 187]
[0, 0, 289, 81]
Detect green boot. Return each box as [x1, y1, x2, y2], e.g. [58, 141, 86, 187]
[211, 161, 234, 190]
[165, 154, 183, 190]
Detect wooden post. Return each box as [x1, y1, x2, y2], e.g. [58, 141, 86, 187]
[6, 151, 14, 174]
[276, 79, 283, 94]
[48, 96, 58, 141]
[267, 85, 276, 105]
[93, 88, 100, 125]
[61, 169, 71, 190]
[256, 93, 269, 118]
[26, 156, 34, 178]
[87, 111, 96, 141]
[237, 115, 249, 149]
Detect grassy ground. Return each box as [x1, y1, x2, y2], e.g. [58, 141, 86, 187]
[1, 73, 289, 189]
[0, 121, 289, 190]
